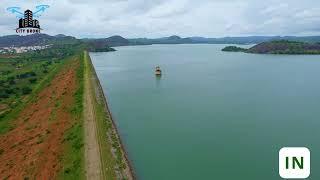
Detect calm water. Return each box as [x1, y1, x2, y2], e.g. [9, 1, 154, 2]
[90, 44, 320, 180]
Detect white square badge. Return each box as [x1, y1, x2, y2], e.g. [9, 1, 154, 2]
[279, 147, 310, 179]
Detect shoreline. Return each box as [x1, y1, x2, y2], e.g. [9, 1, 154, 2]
[87, 52, 136, 179]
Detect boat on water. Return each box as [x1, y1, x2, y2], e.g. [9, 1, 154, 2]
[155, 66, 162, 76]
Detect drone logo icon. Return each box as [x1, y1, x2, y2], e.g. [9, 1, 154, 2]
[7, 5, 50, 34]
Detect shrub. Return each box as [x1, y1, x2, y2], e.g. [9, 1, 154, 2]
[5, 88, 14, 94]
[6, 76, 15, 81]
[29, 78, 37, 84]
[0, 80, 5, 86]
[9, 79, 15, 85]
[22, 86, 32, 95]
[16, 71, 36, 79]
[0, 91, 9, 99]
[1, 70, 12, 76]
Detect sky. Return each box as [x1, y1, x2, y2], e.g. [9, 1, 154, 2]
[1, 0, 320, 38]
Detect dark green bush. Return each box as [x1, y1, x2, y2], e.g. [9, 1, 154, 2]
[0, 80, 5, 86]
[22, 86, 32, 95]
[29, 78, 37, 84]
[8, 79, 15, 85]
[16, 71, 36, 79]
[5, 88, 14, 94]
[0, 91, 9, 98]
[6, 76, 15, 81]
[1, 70, 12, 75]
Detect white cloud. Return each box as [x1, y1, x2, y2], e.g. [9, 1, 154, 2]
[1, 0, 320, 38]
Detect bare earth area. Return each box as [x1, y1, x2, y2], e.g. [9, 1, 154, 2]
[0, 59, 79, 179]
[84, 53, 102, 180]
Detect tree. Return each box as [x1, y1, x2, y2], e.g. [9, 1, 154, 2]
[0, 91, 9, 99]
[29, 78, 37, 84]
[22, 86, 32, 95]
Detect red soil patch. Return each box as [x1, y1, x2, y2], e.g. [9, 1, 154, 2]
[0, 59, 79, 179]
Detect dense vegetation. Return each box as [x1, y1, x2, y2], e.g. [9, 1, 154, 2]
[0, 58, 58, 116]
[248, 40, 320, 54]
[85, 40, 116, 52]
[222, 46, 247, 52]
[89, 47, 116, 52]
[222, 40, 320, 54]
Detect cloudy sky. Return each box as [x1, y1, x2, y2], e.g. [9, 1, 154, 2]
[1, 0, 320, 38]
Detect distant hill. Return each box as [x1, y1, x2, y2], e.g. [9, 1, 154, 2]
[2, 34, 320, 48]
[0, 34, 79, 47]
[248, 40, 320, 54]
[105, 35, 130, 46]
[54, 34, 68, 38]
[82, 35, 130, 48]
[129, 36, 320, 45]
[222, 40, 320, 54]
[0, 34, 115, 52]
[84, 39, 116, 52]
[129, 35, 193, 45]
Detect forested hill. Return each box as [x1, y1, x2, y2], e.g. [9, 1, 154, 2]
[0, 34, 116, 52]
[0, 34, 79, 47]
[128, 36, 320, 45]
[222, 40, 320, 54]
[2, 34, 320, 48]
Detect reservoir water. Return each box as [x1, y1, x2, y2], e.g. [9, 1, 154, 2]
[90, 44, 320, 180]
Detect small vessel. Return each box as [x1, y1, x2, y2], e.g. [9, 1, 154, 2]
[155, 66, 162, 76]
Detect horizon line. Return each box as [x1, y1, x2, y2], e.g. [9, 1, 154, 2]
[1, 33, 320, 39]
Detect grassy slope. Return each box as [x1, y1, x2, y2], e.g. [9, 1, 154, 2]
[58, 53, 85, 179]
[1, 49, 132, 179]
[1, 51, 86, 179]
[0, 57, 69, 134]
[84, 51, 133, 179]
[0, 50, 87, 179]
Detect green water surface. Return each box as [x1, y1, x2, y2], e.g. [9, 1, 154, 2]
[90, 44, 320, 180]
